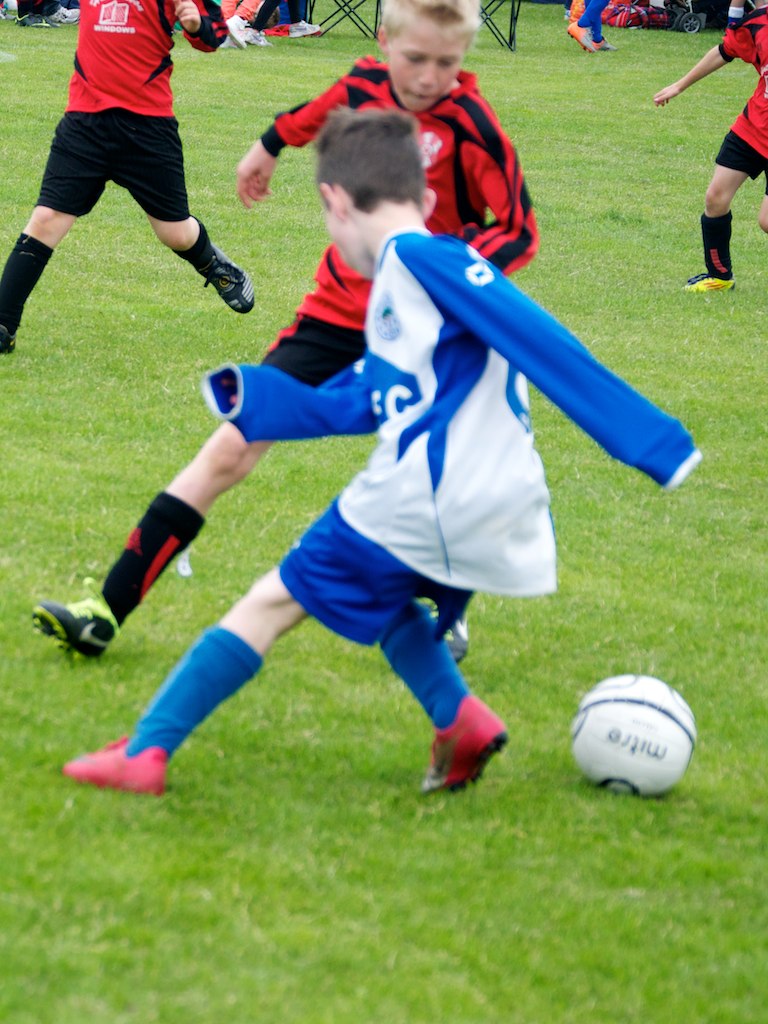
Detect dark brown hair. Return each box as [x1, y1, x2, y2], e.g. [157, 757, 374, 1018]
[316, 108, 425, 212]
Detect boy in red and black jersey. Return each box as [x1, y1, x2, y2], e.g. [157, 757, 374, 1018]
[245, 53, 537, 335]
[654, 0, 768, 292]
[33, 0, 538, 666]
[0, 0, 253, 357]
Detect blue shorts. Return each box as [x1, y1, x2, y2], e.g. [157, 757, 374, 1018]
[280, 501, 472, 646]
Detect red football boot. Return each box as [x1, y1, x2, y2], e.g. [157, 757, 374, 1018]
[422, 696, 508, 793]
[63, 737, 168, 796]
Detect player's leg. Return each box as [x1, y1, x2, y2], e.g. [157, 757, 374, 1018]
[110, 109, 253, 313]
[379, 598, 507, 793]
[583, 0, 615, 49]
[0, 208, 74, 354]
[150, 214, 254, 314]
[62, 568, 307, 794]
[0, 110, 106, 353]
[756, 180, 768, 236]
[31, 424, 264, 655]
[278, 505, 504, 790]
[686, 133, 753, 292]
[567, 0, 605, 50]
[33, 317, 367, 655]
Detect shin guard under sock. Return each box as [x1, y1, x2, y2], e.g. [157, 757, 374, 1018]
[380, 602, 470, 729]
[102, 492, 204, 625]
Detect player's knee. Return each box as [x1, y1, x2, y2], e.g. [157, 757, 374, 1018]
[204, 427, 271, 489]
[703, 187, 731, 217]
[204, 427, 253, 484]
[152, 216, 197, 250]
[24, 207, 73, 248]
[758, 210, 768, 235]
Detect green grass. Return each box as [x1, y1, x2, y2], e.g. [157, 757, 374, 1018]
[1, 7, 767, 1022]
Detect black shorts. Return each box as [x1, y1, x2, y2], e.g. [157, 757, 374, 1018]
[716, 130, 768, 192]
[38, 109, 191, 221]
[261, 315, 366, 387]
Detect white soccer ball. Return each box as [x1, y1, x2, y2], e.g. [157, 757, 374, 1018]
[571, 674, 696, 796]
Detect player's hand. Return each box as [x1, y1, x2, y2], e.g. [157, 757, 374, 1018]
[653, 85, 680, 107]
[237, 140, 277, 208]
[175, 0, 201, 33]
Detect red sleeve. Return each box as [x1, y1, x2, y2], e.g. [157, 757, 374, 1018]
[268, 73, 357, 150]
[720, 23, 758, 64]
[454, 102, 539, 275]
[183, 0, 230, 51]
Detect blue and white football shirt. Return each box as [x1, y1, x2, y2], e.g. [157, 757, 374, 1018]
[338, 230, 557, 596]
[202, 230, 701, 599]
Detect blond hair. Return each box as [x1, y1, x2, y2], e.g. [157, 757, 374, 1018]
[380, 0, 480, 43]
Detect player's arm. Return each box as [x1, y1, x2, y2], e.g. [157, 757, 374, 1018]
[201, 364, 377, 441]
[237, 74, 355, 207]
[653, 45, 727, 105]
[401, 237, 701, 489]
[456, 130, 539, 275]
[178, 0, 228, 49]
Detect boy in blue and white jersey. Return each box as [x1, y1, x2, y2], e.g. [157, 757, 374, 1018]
[63, 109, 701, 799]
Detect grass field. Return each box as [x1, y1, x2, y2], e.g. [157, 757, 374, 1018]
[1, 6, 766, 1022]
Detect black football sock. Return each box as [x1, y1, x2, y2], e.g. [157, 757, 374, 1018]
[701, 212, 733, 279]
[102, 492, 205, 625]
[174, 219, 216, 274]
[0, 234, 53, 336]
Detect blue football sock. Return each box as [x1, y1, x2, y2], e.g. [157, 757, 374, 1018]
[127, 626, 263, 756]
[380, 602, 469, 729]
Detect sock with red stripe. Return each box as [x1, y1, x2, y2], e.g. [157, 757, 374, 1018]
[102, 492, 204, 625]
[701, 211, 733, 280]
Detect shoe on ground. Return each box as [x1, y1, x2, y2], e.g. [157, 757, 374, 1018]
[203, 245, 255, 313]
[567, 21, 597, 51]
[444, 614, 469, 664]
[288, 18, 321, 36]
[32, 578, 119, 657]
[63, 737, 168, 795]
[421, 695, 508, 794]
[225, 14, 249, 47]
[593, 37, 617, 50]
[0, 324, 16, 354]
[684, 273, 735, 293]
[244, 27, 271, 45]
[16, 12, 55, 25]
[43, 4, 79, 23]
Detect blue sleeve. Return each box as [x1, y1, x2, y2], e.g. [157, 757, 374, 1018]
[201, 364, 377, 441]
[396, 235, 701, 489]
